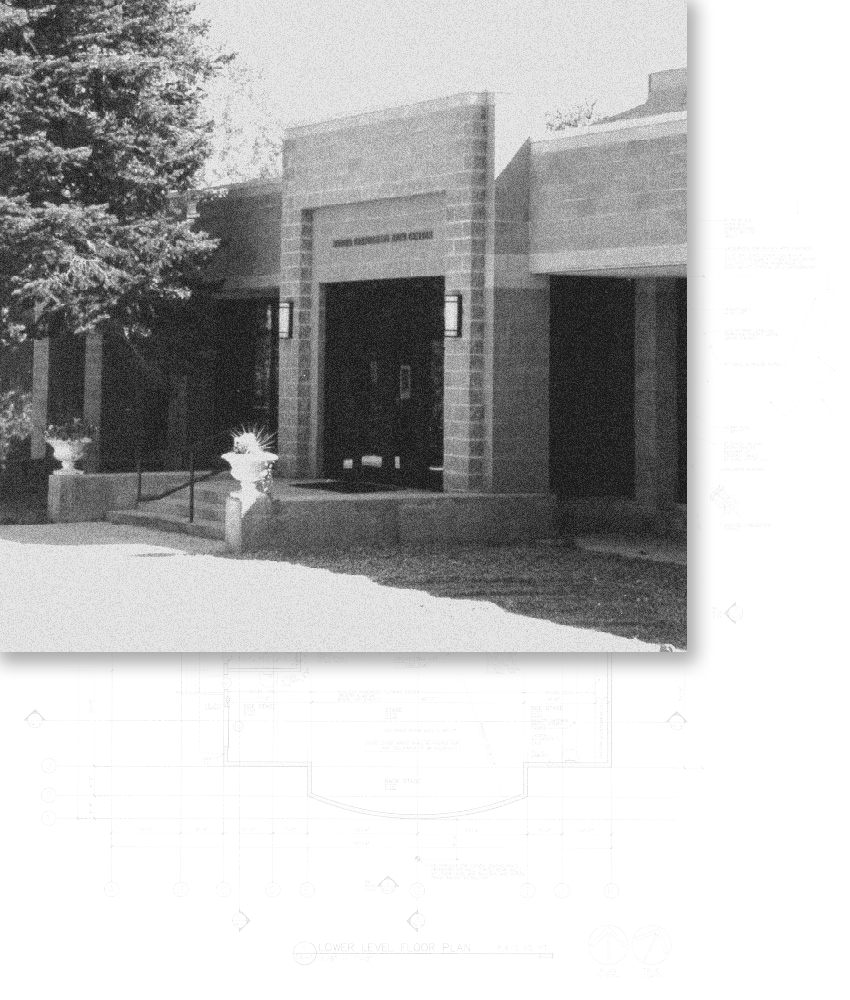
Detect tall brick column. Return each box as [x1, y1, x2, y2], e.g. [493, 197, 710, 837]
[82, 331, 103, 471]
[278, 194, 315, 478]
[634, 278, 678, 520]
[30, 338, 50, 460]
[442, 95, 494, 493]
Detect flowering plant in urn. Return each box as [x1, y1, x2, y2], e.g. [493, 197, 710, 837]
[222, 426, 277, 509]
[44, 417, 97, 475]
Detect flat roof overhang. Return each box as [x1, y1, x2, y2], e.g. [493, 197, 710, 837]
[530, 243, 687, 277]
[528, 109, 686, 279]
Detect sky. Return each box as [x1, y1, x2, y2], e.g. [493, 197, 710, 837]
[194, 0, 687, 172]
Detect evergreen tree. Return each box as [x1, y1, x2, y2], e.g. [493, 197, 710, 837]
[0, 0, 225, 347]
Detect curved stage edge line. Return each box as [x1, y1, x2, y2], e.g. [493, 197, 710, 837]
[307, 788, 528, 821]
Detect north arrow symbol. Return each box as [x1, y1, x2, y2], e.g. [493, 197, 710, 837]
[588, 924, 629, 965]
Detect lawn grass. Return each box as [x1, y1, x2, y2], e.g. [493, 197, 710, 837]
[244, 539, 687, 649]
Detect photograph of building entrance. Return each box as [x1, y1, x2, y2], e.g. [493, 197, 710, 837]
[0, 1, 687, 652]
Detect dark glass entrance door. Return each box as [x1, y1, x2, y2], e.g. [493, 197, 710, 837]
[323, 277, 443, 489]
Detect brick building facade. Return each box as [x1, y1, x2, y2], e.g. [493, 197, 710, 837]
[32, 68, 687, 537]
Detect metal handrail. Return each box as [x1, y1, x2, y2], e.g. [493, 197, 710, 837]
[135, 428, 233, 523]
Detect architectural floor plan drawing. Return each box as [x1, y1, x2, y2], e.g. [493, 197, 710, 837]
[9, 655, 700, 992]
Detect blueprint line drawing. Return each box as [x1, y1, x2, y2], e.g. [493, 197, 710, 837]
[7, 652, 699, 994]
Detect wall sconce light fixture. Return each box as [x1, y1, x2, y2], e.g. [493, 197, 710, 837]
[278, 300, 294, 339]
[444, 293, 462, 338]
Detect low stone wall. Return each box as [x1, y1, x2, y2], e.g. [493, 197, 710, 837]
[226, 491, 557, 553]
[556, 496, 686, 540]
[47, 471, 196, 523]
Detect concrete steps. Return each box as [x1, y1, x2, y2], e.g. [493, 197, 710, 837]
[106, 473, 232, 540]
[106, 508, 225, 540]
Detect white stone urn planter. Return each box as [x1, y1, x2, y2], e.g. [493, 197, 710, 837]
[222, 450, 278, 509]
[46, 436, 92, 475]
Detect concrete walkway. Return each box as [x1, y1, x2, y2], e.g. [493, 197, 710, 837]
[1, 523, 663, 653]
